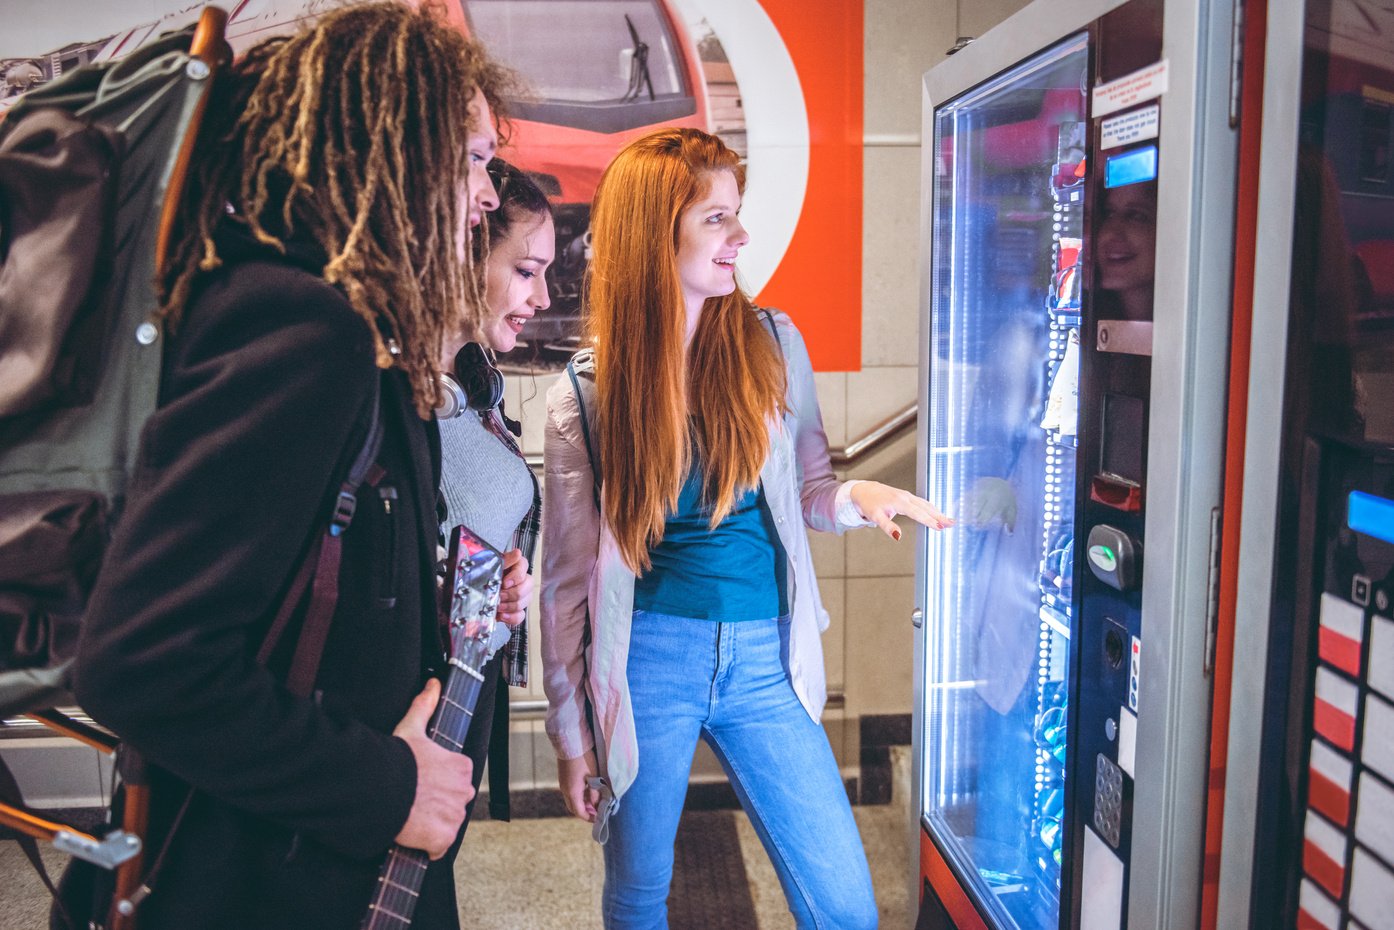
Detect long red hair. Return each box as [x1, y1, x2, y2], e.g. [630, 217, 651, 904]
[585, 128, 786, 573]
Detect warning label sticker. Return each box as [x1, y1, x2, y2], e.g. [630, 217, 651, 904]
[1093, 60, 1169, 119]
[1100, 104, 1161, 150]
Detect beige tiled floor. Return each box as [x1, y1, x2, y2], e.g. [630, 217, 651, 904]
[1, 749, 917, 930]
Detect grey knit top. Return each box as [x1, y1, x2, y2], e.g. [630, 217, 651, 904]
[438, 409, 533, 553]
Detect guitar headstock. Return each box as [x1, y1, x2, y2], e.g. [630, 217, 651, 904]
[443, 525, 503, 658]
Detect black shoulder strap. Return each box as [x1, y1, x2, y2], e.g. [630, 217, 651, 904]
[256, 373, 384, 692]
[565, 357, 602, 513]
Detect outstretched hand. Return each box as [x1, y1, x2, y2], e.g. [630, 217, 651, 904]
[849, 481, 954, 541]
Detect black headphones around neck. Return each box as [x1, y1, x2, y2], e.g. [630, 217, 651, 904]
[437, 342, 504, 419]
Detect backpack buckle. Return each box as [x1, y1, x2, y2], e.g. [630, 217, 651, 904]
[330, 489, 358, 535]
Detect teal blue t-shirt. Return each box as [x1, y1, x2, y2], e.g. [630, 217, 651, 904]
[634, 461, 789, 621]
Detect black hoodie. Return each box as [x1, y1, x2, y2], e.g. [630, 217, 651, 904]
[74, 220, 455, 929]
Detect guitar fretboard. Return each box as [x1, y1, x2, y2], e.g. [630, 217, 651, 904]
[360, 526, 499, 929]
[361, 846, 428, 929]
[360, 639, 488, 929]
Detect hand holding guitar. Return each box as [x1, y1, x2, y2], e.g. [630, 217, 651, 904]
[497, 549, 532, 627]
[391, 678, 475, 860]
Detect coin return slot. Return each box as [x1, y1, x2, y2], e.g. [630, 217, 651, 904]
[1105, 628, 1125, 669]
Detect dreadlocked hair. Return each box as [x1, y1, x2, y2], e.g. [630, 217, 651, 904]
[159, 2, 513, 418]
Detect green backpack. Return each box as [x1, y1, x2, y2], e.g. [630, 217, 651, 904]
[0, 16, 229, 715]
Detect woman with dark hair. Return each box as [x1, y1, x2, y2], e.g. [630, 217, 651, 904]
[541, 127, 952, 929]
[435, 158, 554, 848]
[73, 6, 509, 928]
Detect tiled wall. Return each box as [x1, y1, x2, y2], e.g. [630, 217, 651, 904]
[502, 0, 1033, 791]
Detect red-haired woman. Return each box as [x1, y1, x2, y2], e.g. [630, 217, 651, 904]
[540, 128, 951, 929]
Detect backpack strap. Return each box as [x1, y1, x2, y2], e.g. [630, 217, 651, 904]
[256, 374, 384, 697]
[565, 352, 602, 513]
[758, 307, 784, 362]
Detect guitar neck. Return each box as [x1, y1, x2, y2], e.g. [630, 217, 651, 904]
[360, 846, 429, 930]
[361, 524, 500, 930]
[359, 646, 489, 930]
[427, 641, 490, 753]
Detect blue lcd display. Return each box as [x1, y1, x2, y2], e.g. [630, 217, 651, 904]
[1105, 145, 1158, 188]
[1348, 491, 1394, 545]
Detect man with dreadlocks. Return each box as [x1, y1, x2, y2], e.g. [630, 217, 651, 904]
[72, 5, 508, 928]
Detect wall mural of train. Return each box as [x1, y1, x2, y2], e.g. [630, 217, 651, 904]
[4, 0, 865, 371]
[2, 0, 752, 371]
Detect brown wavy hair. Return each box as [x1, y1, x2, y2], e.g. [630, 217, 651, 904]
[585, 128, 786, 573]
[159, 2, 511, 418]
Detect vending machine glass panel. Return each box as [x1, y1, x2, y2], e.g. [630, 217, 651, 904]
[922, 32, 1089, 930]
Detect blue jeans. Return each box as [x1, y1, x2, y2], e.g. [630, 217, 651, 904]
[602, 610, 878, 930]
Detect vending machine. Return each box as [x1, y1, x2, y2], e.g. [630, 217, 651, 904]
[912, 0, 1242, 926]
[1216, 0, 1394, 925]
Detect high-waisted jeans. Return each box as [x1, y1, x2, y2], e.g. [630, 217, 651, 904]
[602, 609, 878, 930]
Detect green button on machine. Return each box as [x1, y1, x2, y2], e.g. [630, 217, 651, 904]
[1085, 524, 1139, 591]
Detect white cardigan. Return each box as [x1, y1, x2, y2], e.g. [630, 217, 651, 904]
[539, 310, 870, 809]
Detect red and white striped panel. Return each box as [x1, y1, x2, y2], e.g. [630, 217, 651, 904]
[1319, 593, 1365, 677]
[1303, 809, 1348, 899]
[1297, 877, 1342, 930]
[1309, 739, 1354, 828]
[1315, 667, 1360, 752]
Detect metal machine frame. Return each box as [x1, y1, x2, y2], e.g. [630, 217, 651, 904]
[913, 0, 1242, 923]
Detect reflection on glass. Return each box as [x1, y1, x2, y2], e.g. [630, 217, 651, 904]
[922, 34, 1088, 930]
[1095, 178, 1157, 321]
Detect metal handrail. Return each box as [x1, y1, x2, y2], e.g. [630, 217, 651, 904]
[830, 404, 918, 467]
[522, 403, 919, 471]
